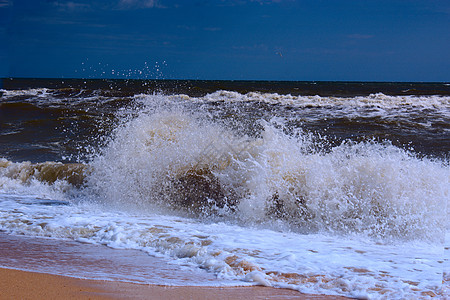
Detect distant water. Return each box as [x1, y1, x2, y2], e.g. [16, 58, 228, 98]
[1, 78, 449, 299]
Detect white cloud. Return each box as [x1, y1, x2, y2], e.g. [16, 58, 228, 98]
[0, 0, 12, 8]
[347, 34, 374, 40]
[178, 25, 196, 31]
[52, 1, 91, 11]
[117, 0, 164, 9]
[204, 27, 221, 32]
[220, 0, 285, 6]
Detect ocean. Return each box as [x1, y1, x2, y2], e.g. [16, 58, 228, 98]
[0, 78, 449, 299]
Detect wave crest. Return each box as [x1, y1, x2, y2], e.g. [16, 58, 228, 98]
[0, 159, 89, 186]
[86, 107, 449, 241]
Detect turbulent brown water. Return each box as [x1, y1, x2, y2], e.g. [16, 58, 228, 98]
[0, 78, 449, 299]
[1, 79, 449, 163]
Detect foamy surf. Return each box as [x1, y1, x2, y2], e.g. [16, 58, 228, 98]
[1, 85, 449, 299]
[86, 104, 447, 240]
[0, 192, 445, 298]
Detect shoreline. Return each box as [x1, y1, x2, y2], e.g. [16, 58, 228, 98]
[0, 267, 351, 300]
[0, 233, 352, 299]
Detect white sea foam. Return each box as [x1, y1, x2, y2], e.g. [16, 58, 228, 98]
[86, 99, 448, 241]
[4, 87, 449, 112]
[200, 90, 450, 108]
[0, 88, 51, 98]
[162, 92, 450, 135]
[0, 192, 445, 298]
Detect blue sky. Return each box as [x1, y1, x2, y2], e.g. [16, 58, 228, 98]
[1, 0, 449, 81]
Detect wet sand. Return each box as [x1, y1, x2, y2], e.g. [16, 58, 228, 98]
[0, 233, 352, 299]
[0, 267, 353, 299]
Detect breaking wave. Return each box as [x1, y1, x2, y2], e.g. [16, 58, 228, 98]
[1, 93, 448, 242]
[84, 98, 448, 241]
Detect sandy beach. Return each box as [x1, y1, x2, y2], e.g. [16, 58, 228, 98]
[0, 267, 353, 300]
